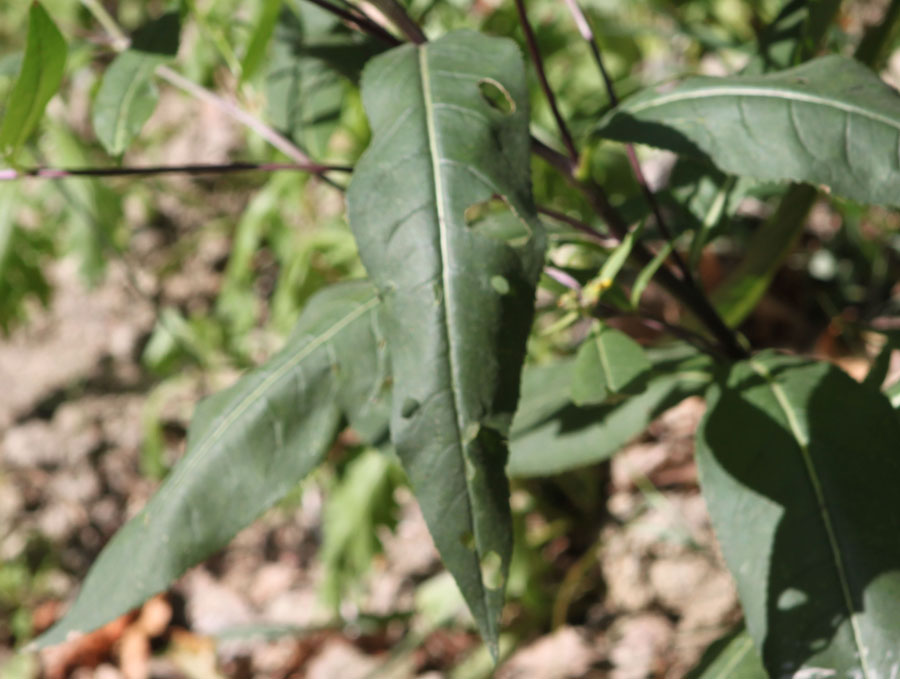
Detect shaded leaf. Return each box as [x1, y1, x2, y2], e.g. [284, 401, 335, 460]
[596, 56, 900, 207]
[92, 13, 181, 156]
[0, 2, 66, 160]
[0, 185, 53, 332]
[685, 626, 767, 679]
[266, 3, 383, 157]
[697, 353, 900, 677]
[35, 282, 390, 647]
[571, 323, 650, 406]
[745, 0, 842, 74]
[508, 353, 711, 477]
[346, 31, 544, 654]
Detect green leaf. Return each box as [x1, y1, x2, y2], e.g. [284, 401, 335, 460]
[696, 353, 900, 677]
[321, 449, 401, 608]
[631, 241, 672, 308]
[711, 183, 817, 327]
[596, 55, 900, 208]
[0, 2, 66, 160]
[0, 184, 53, 333]
[685, 626, 767, 679]
[346, 31, 545, 655]
[42, 122, 124, 284]
[34, 282, 390, 648]
[508, 353, 711, 477]
[745, 0, 842, 74]
[240, 0, 282, 83]
[92, 13, 181, 156]
[571, 323, 651, 406]
[266, 3, 383, 157]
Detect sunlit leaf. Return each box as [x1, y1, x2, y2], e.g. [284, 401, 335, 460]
[0, 2, 66, 160]
[597, 56, 900, 207]
[697, 353, 900, 676]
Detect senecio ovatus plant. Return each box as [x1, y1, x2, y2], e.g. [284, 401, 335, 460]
[7, 0, 900, 676]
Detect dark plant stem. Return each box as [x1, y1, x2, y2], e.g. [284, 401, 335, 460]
[0, 162, 352, 182]
[533, 139, 748, 360]
[366, 0, 427, 43]
[537, 205, 618, 247]
[513, 0, 579, 164]
[854, 0, 900, 67]
[594, 303, 722, 357]
[303, 0, 401, 45]
[260, 0, 747, 359]
[81, 1, 347, 191]
[560, 0, 695, 286]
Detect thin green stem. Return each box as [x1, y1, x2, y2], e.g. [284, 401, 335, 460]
[533, 139, 747, 359]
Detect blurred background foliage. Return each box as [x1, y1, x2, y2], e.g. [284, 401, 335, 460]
[2, 0, 900, 674]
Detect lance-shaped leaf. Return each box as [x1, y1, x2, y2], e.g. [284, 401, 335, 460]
[92, 13, 181, 156]
[0, 2, 66, 160]
[34, 281, 390, 647]
[346, 31, 544, 654]
[697, 353, 900, 677]
[596, 55, 900, 208]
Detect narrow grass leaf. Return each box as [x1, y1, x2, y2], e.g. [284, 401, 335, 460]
[0, 2, 66, 160]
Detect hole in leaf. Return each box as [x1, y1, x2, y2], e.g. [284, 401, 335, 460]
[464, 196, 531, 248]
[480, 551, 504, 590]
[478, 78, 515, 115]
[491, 275, 510, 295]
[401, 397, 420, 418]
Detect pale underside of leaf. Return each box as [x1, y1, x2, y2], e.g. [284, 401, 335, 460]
[34, 282, 389, 647]
[597, 55, 900, 207]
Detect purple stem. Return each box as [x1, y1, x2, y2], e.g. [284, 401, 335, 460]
[559, 0, 695, 285]
[512, 0, 579, 164]
[544, 266, 583, 293]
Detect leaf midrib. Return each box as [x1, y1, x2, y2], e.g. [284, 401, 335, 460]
[626, 84, 900, 133]
[749, 359, 872, 678]
[109, 59, 157, 154]
[162, 294, 379, 501]
[417, 43, 490, 623]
